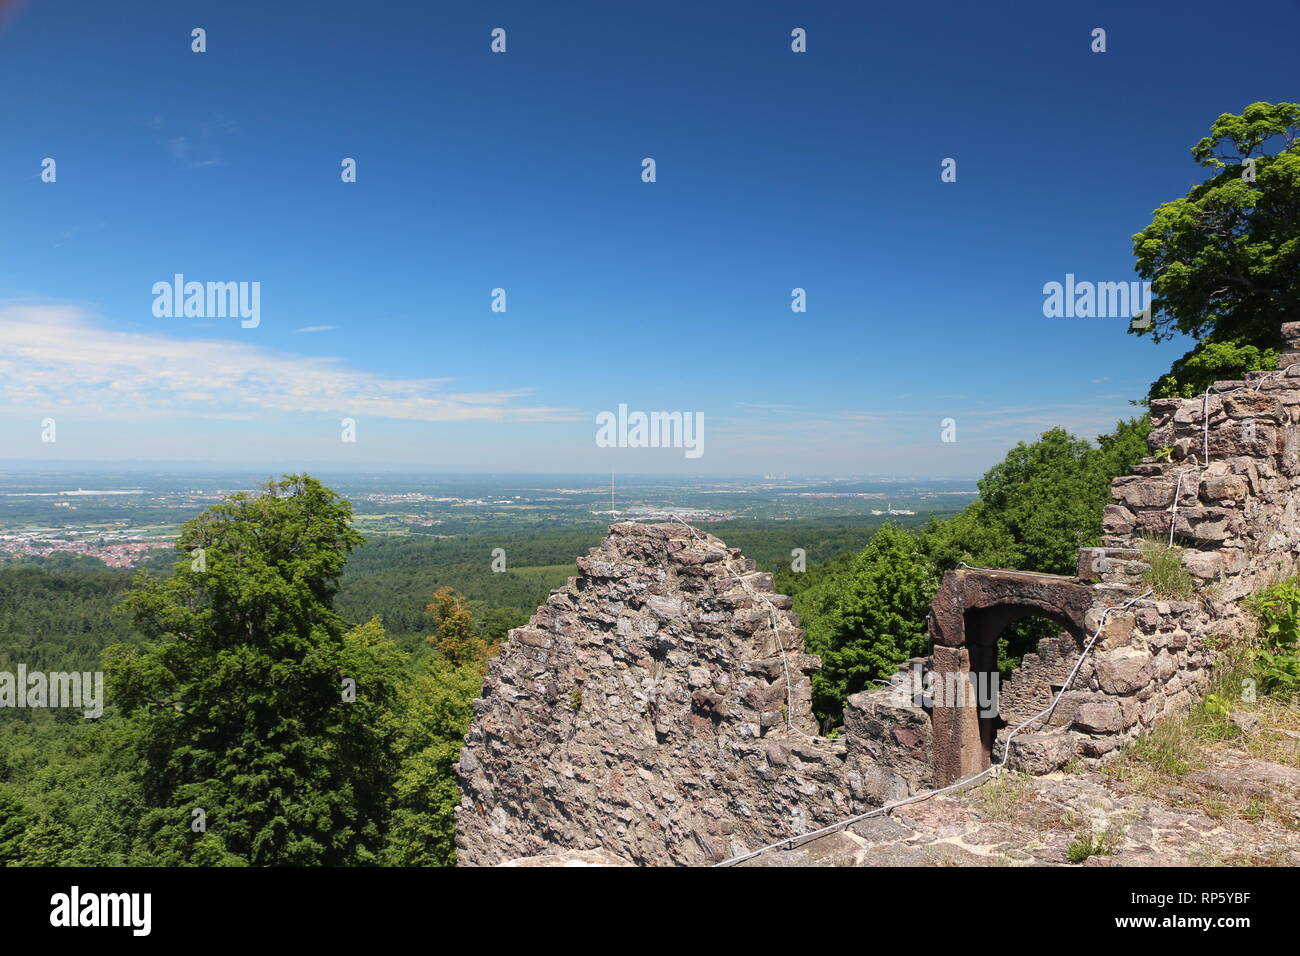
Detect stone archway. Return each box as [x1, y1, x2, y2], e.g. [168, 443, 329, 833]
[927, 568, 1094, 785]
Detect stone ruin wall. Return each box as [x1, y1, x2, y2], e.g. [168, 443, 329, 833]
[928, 324, 1300, 783]
[454, 522, 930, 866]
[1049, 328, 1300, 751]
[454, 324, 1300, 865]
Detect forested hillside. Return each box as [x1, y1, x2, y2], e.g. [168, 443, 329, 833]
[333, 516, 937, 645]
[0, 557, 140, 676]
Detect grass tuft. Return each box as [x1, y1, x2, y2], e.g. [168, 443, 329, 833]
[1139, 537, 1196, 599]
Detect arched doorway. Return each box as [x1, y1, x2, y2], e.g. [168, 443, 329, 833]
[961, 605, 1085, 765]
[928, 568, 1094, 784]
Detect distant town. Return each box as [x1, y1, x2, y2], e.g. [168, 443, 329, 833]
[0, 473, 978, 569]
[0, 528, 172, 567]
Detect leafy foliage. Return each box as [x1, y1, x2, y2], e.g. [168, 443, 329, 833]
[381, 653, 487, 866]
[0, 561, 139, 677]
[1248, 579, 1300, 696]
[804, 526, 937, 722]
[336, 531, 594, 643]
[1147, 338, 1280, 399]
[425, 586, 491, 666]
[976, 420, 1150, 575]
[0, 787, 28, 865]
[0, 473, 514, 866]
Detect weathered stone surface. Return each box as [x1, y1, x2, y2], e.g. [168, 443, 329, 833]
[998, 634, 1090, 729]
[1102, 505, 1136, 535]
[1181, 549, 1224, 579]
[740, 748, 1300, 867]
[1097, 612, 1135, 650]
[1229, 711, 1261, 736]
[1074, 700, 1125, 733]
[455, 522, 918, 867]
[1223, 393, 1284, 422]
[1112, 475, 1176, 508]
[1200, 475, 1249, 502]
[498, 849, 635, 867]
[1004, 731, 1077, 774]
[928, 569, 1093, 650]
[1206, 423, 1279, 460]
[1077, 547, 1105, 581]
[1187, 757, 1300, 803]
[1134, 506, 1241, 543]
[843, 685, 932, 792]
[1095, 648, 1154, 695]
[1283, 321, 1300, 349]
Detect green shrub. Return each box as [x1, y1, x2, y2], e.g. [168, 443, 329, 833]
[1248, 579, 1300, 696]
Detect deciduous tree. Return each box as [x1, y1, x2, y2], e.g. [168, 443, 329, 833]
[106, 475, 404, 866]
[1133, 102, 1300, 397]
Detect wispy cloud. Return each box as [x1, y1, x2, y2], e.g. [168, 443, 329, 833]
[294, 325, 337, 333]
[153, 115, 238, 168]
[0, 304, 576, 424]
[54, 220, 107, 248]
[169, 137, 224, 167]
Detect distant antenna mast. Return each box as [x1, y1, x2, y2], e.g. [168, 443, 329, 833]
[611, 468, 615, 515]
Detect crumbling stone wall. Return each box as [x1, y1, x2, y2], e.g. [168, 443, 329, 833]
[930, 323, 1300, 782]
[455, 325, 1300, 864]
[454, 522, 927, 866]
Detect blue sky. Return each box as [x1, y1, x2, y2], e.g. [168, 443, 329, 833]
[1, 0, 1297, 476]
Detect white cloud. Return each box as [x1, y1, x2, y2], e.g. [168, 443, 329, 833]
[0, 304, 576, 424]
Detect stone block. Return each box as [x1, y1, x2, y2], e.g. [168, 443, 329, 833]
[1153, 650, 1177, 683]
[1074, 699, 1124, 733]
[1112, 475, 1175, 508]
[1077, 547, 1105, 581]
[1005, 731, 1078, 774]
[1206, 423, 1279, 460]
[1223, 393, 1284, 422]
[1079, 734, 1122, 757]
[1095, 647, 1154, 695]
[1181, 549, 1223, 579]
[1098, 612, 1136, 650]
[1136, 506, 1240, 543]
[1102, 505, 1136, 535]
[1199, 475, 1249, 502]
